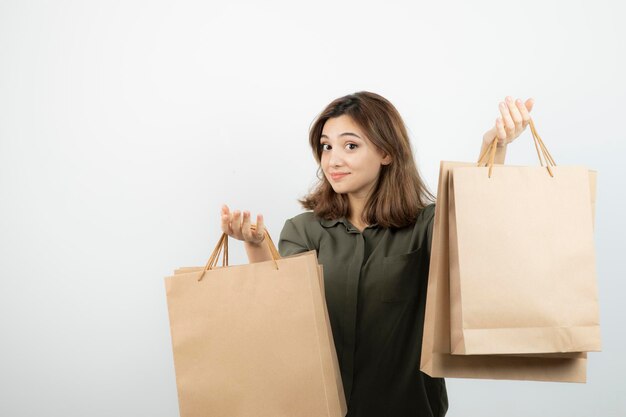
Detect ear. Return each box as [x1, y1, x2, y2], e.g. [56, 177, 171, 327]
[381, 153, 392, 165]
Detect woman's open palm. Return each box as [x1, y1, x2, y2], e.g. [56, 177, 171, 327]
[220, 204, 266, 245]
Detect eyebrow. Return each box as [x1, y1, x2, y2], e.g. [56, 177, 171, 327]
[320, 132, 362, 140]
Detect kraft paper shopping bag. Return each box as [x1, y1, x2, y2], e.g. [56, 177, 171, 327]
[448, 121, 600, 355]
[165, 230, 346, 416]
[420, 158, 592, 382]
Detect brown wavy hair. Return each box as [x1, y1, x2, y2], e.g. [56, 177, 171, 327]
[297, 91, 435, 229]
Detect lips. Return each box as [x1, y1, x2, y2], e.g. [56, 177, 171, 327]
[330, 173, 350, 180]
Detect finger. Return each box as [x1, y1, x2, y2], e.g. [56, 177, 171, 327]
[221, 204, 233, 234]
[221, 204, 230, 219]
[496, 117, 507, 142]
[255, 214, 265, 241]
[499, 101, 515, 138]
[241, 210, 252, 240]
[505, 96, 523, 131]
[516, 98, 532, 127]
[221, 213, 233, 234]
[232, 210, 242, 233]
[525, 98, 534, 113]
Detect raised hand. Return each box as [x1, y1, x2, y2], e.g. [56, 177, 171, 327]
[220, 204, 266, 245]
[484, 96, 534, 147]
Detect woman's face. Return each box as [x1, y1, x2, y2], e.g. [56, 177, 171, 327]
[320, 114, 391, 199]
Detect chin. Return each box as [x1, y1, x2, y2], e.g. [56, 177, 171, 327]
[330, 185, 348, 194]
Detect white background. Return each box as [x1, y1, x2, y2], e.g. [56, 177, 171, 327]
[1, 1, 624, 416]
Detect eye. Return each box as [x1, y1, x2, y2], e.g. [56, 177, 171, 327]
[320, 143, 358, 151]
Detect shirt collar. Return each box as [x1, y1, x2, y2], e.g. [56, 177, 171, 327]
[319, 216, 379, 231]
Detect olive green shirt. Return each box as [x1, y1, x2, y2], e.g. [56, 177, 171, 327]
[278, 203, 448, 417]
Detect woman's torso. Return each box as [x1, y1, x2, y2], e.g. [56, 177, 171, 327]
[278, 203, 448, 417]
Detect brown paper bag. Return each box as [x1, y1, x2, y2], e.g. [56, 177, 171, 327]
[448, 166, 600, 355]
[420, 160, 588, 382]
[165, 231, 347, 417]
[448, 126, 600, 355]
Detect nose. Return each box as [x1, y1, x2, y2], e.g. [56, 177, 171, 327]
[327, 149, 344, 168]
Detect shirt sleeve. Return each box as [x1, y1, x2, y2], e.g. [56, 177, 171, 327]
[278, 217, 311, 257]
[424, 203, 436, 259]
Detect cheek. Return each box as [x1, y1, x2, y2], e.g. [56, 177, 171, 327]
[320, 155, 331, 174]
[362, 158, 381, 177]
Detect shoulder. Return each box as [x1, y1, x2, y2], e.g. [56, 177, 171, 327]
[380, 203, 435, 247]
[282, 211, 323, 236]
[417, 202, 436, 226]
[286, 211, 318, 226]
[279, 211, 321, 242]
[417, 202, 436, 256]
[278, 211, 321, 256]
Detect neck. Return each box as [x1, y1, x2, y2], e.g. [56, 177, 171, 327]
[347, 193, 368, 226]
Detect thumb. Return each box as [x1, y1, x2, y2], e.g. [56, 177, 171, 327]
[525, 98, 535, 113]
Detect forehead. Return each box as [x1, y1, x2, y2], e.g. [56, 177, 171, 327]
[321, 115, 365, 139]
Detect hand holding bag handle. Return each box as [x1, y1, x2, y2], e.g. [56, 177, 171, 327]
[198, 225, 282, 281]
[477, 118, 556, 178]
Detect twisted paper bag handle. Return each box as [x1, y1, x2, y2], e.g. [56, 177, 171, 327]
[477, 118, 556, 178]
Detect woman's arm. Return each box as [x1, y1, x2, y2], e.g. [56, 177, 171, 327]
[244, 240, 273, 263]
[480, 96, 535, 164]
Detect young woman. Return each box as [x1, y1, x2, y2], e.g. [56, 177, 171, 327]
[220, 91, 533, 417]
